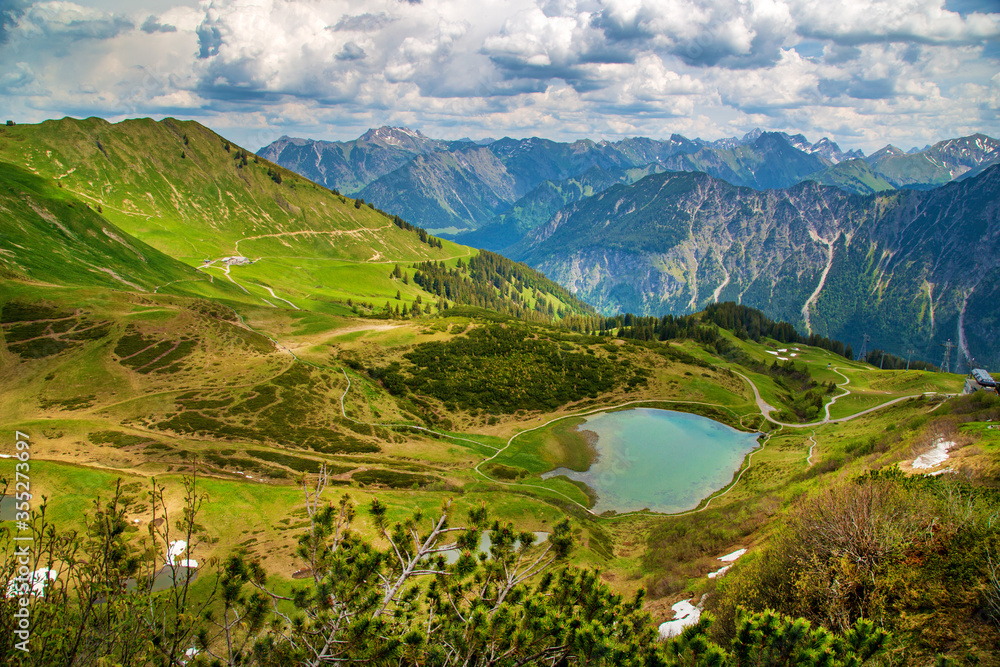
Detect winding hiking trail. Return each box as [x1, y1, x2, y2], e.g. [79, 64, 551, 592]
[259, 284, 299, 310]
[337, 369, 775, 518]
[732, 369, 925, 429]
[735, 365, 951, 469]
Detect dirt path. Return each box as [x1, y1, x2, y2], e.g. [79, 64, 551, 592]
[337, 370, 500, 452]
[733, 369, 924, 429]
[258, 285, 299, 310]
[234, 228, 386, 256]
[823, 367, 852, 420]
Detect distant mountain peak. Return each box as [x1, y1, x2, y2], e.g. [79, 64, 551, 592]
[866, 144, 905, 161]
[360, 126, 427, 145]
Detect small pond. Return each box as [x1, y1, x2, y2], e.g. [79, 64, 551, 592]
[150, 565, 199, 592]
[541, 408, 760, 514]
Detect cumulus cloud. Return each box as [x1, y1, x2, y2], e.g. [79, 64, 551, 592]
[0, 0, 29, 45]
[141, 15, 176, 34]
[0, 60, 44, 95]
[594, 0, 795, 68]
[0, 0, 996, 154]
[332, 12, 395, 32]
[14, 1, 134, 41]
[790, 0, 1000, 46]
[336, 41, 366, 61]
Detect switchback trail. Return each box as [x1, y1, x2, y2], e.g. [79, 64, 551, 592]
[732, 369, 926, 429]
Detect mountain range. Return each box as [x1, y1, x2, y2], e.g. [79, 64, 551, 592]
[262, 126, 1000, 368]
[508, 166, 1000, 369]
[259, 127, 1000, 242]
[5, 116, 997, 667]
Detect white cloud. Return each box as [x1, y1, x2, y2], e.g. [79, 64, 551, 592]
[790, 0, 1000, 45]
[14, 1, 134, 41]
[0, 0, 995, 154]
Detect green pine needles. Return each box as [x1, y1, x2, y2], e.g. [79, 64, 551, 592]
[0, 471, 890, 666]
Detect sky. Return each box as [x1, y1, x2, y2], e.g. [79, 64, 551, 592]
[1, 0, 998, 154]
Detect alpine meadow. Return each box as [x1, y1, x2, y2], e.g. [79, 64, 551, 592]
[1, 1, 1000, 666]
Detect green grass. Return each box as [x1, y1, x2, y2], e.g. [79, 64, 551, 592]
[0, 117, 592, 324]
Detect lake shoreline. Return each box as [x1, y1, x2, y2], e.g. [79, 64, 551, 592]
[541, 408, 761, 515]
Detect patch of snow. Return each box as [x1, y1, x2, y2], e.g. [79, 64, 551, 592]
[718, 548, 747, 562]
[925, 467, 956, 477]
[167, 540, 188, 563]
[912, 439, 956, 469]
[789, 353, 798, 357]
[5, 568, 57, 598]
[707, 565, 731, 579]
[178, 559, 199, 568]
[659, 599, 701, 639]
[777, 357, 789, 361]
[766, 350, 778, 356]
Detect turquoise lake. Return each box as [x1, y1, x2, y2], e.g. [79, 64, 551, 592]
[541, 408, 761, 514]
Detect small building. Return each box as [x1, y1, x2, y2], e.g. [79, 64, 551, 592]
[5, 121, 14, 126]
[964, 368, 999, 395]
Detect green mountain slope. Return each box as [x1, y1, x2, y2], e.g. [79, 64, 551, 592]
[0, 117, 592, 321]
[0, 117, 448, 263]
[0, 161, 243, 300]
[801, 158, 895, 195]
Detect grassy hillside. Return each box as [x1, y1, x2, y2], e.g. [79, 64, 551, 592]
[0, 117, 592, 321]
[0, 116, 996, 665]
[4, 276, 995, 663]
[0, 161, 242, 301]
[802, 158, 896, 195]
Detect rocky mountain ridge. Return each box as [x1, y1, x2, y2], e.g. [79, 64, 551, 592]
[508, 165, 1000, 368]
[261, 127, 1000, 251]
